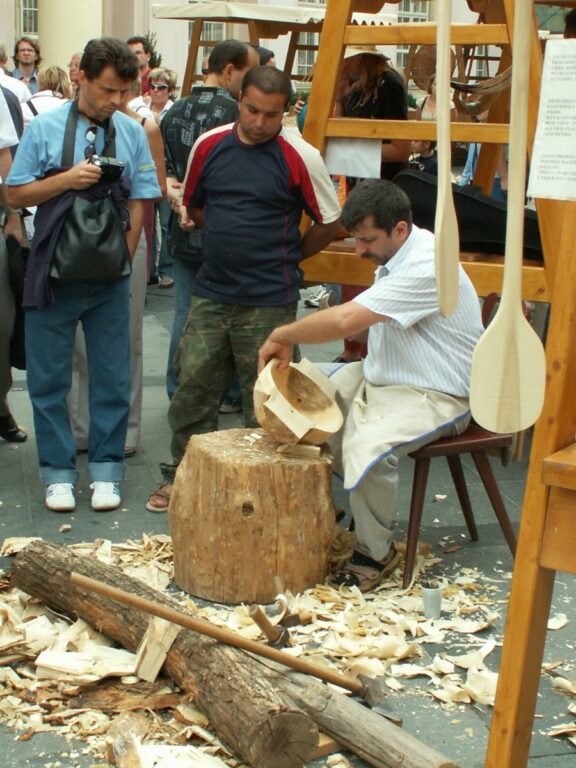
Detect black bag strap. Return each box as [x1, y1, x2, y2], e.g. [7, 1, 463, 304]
[61, 100, 117, 168]
[26, 98, 38, 116]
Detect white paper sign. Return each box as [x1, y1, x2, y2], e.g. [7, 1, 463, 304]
[324, 137, 382, 178]
[527, 39, 576, 201]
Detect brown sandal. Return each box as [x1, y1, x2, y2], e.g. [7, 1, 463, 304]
[329, 543, 400, 593]
[145, 483, 172, 513]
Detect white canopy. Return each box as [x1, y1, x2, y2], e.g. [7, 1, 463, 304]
[152, 2, 326, 25]
[152, 1, 393, 28]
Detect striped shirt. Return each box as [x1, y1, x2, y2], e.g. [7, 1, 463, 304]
[355, 225, 483, 397]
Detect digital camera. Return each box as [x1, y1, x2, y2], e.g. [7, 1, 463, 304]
[89, 155, 125, 182]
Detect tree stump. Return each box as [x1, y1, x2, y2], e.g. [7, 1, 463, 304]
[169, 428, 336, 603]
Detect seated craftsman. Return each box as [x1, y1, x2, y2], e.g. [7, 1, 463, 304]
[258, 179, 484, 592]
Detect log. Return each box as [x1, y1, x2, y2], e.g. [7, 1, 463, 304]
[170, 428, 335, 603]
[10, 540, 317, 768]
[269, 670, 460, 768]
[11, 540, 461, 768]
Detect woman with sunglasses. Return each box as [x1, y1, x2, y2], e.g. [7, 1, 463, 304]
[147, 68, 178, 290]
[148, 68, 178, 125]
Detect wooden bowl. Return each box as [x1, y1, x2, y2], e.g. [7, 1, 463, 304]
[254, 359, 343, 445]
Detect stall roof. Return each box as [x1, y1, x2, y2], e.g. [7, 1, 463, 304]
[152, 2, 326, 25]
[151, 1, 392, 28]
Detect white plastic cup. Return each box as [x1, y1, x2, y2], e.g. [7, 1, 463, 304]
[421, 579, 444, 619]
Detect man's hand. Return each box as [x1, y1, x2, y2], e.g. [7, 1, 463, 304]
[167, 177, 183, 212]
[258, 337, 293, 373]
[3, 212, 24, 244]
[66, 159, 102, 190]
[178, 206, 196, 231]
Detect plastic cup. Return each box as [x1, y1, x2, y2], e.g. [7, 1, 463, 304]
[421, 579, 444, 619]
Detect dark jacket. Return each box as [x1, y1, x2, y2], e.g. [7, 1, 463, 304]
[23, 176, 130, 310]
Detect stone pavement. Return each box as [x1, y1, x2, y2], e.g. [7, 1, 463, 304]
[0, 285, 574, 767]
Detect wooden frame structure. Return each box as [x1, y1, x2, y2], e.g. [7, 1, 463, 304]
[299, 2, 576, 767]
[152, 1, 402, 94]
[299, 0, 560, 303]
[153, 2, 575, 764]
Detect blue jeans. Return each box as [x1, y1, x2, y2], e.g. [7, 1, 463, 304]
[25, 279, 130, 486]
[155, 200, 174, 279]
[166, 256, 200, 399]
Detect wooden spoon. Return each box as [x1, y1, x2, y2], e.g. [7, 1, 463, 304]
[470, 0, 546, 433]
[434, 0, 460, 318]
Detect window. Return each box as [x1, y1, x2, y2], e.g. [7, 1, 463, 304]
[188, 19, 225, 75]
[296, 1, 325, 79]
[296, 31, 319, 78]
[397, 0, 431, 79]
[20, 0, 38, 36]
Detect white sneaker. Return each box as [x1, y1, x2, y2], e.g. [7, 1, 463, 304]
[90, 481, 121, 511]
[45, 483, 75, 512]
[318, 289, 336, 310]
[304, 285, 330, 308]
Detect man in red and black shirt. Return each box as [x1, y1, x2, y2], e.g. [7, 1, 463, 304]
[161, 39, 259, 400]
[148, 67, 341, 511]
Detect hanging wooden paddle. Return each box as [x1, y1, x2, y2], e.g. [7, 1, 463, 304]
[470, 0, 546, 433]
[434, 0, 460, 318]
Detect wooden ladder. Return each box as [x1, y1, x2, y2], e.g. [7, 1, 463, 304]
[299, 0, 569, 303]
[301, 2, 576, 766]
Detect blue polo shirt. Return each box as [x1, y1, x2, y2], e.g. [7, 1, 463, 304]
[8, 102, 160, 200]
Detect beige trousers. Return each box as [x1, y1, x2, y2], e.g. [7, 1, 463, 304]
[322, 362, 471, 561]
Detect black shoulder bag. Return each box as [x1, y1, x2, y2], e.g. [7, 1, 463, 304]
[50, 103, 132, 281]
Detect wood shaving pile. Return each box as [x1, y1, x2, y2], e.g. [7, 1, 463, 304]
[0, 533, 574, 766]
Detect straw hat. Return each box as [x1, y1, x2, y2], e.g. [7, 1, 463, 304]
[343, 44, 390, 60]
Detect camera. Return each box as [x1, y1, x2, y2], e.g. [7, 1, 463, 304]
[89, 155, 125, 182]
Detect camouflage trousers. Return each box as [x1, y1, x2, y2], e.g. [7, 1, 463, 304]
[167, 296, 297, 468]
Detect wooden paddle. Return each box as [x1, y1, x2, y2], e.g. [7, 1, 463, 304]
[434, 0, 460, 318]
[470, 0, 546, 433]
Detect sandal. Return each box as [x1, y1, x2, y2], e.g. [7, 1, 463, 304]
[146, 483, 172, 513]
[329, 543, 400, 592]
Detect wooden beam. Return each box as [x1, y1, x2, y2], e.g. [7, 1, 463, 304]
[301, 247, 548, 302]
[484, 2, 576, 757]
[325, 118, 510, 143]
[182, 20, 203, 97]
[539, 488, 576, 573]
[542, 443, 576, 491]
[344, 23, 510, 46]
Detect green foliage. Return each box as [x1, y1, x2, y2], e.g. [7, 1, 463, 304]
[407, 91, 418, 109]
[145, 31, 162, 69]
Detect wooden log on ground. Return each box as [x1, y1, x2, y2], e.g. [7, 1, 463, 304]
[170, 428, 335, 603]
[11, 540, 460, 768]
[10, 540, 317, 768]
[262, 667, 461, 768]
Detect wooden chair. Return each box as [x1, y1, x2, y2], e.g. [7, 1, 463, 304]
[404, 423, 517, 587]
[401, 293, 522, 588]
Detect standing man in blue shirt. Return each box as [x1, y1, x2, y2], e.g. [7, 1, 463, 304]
[11, 37, 41, 95]
[7, 37, 161, 514]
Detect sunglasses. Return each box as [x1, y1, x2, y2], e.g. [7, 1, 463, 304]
[84, 127, 97, 159]
[150, 83, 169, 91]
[201, 68, 209, 75]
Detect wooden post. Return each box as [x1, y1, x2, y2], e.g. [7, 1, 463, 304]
[169, 429, 336, 604]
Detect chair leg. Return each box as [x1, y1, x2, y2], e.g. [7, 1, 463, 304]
[446, 455, 480, 542]
[471, 450, 517, 555]
[404, 457, 431, 589]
